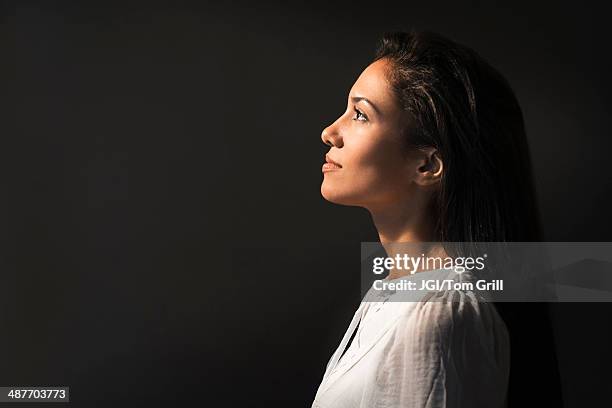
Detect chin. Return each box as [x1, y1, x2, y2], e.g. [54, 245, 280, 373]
[321, 183, 342, 204]
[320, 183, 360, 206]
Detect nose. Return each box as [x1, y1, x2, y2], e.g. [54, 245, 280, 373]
[321, 122, 343, 148]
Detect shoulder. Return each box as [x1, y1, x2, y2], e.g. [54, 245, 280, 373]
[372, 290, 510, 407]
[392, 289, 509, 355]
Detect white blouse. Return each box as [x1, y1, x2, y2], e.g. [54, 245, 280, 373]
[311, 267, 510, 408]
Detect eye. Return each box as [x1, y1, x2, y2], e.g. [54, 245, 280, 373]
[352, 107, 368, 122]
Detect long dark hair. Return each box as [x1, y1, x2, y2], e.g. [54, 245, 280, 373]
[372, 30, 562, 407]
[373, 30, 542, 243]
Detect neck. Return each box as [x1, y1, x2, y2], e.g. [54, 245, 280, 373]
[367, 196, 446, 279]
[368, 193, 435, 243]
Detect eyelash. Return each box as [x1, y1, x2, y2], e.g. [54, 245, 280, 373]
[352, 107, 368, 122]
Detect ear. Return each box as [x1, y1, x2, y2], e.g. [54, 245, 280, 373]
[414, 147, 443, 187]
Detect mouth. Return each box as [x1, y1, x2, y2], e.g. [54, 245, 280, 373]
[324, 155, 342, 167]
[323, 155, 342, 172]
[322, 163, 342, 172]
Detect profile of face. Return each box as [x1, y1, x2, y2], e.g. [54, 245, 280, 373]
[320, 58, 442, 212]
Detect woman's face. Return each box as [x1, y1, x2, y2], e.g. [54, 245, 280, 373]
[321, 58, 421, 210]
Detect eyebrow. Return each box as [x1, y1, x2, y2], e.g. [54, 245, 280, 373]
[350, 96, 381, 117]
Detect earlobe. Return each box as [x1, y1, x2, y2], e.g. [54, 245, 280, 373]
[416, 149, 443, 186]
[430, 152, 443, 178]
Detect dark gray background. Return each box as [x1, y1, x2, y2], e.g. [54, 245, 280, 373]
[5, 0, 612, 406]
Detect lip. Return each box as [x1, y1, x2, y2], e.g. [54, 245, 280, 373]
[323, 154, 342, 172]
[322, 163, 342, 172]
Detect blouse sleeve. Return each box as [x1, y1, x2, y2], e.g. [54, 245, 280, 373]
[367, 291, 510, 408]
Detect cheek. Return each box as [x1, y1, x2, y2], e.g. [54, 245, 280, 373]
[321, 138, 410, 205]
[350, 138, 406, 181]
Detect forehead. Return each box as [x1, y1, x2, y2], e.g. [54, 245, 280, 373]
[349, 58, 398, 114]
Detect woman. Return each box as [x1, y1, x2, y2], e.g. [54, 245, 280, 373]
[312, 31, 561, 407]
